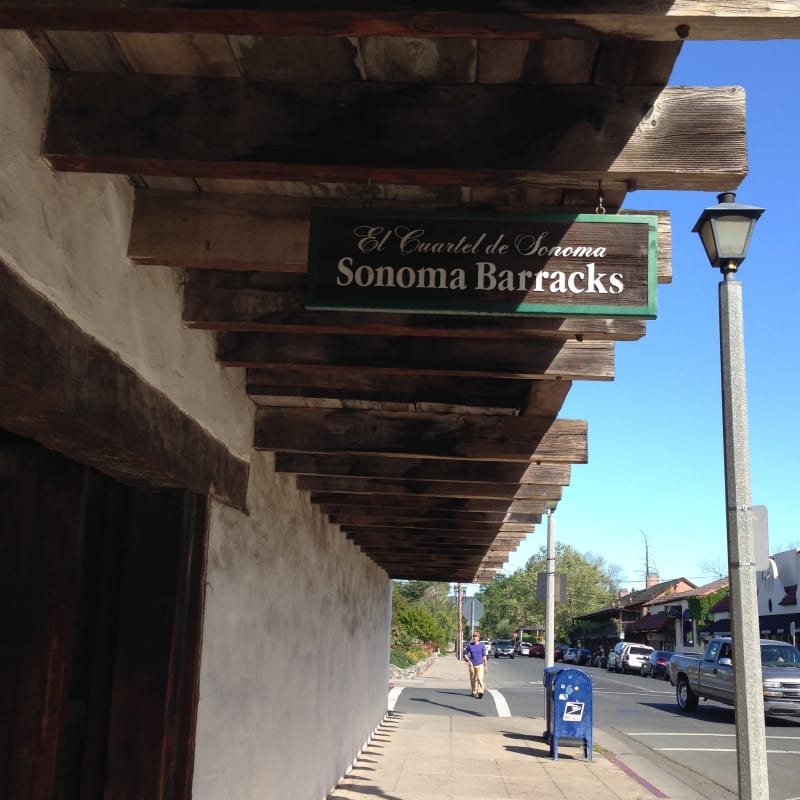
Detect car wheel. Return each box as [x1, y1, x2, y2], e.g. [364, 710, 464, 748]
[677, 676, 699, 711]
[510, 654, 514, 659]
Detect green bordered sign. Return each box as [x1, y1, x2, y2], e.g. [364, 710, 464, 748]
[307, 208, 657, 318]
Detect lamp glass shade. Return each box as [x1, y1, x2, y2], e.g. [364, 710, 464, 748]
[712, 215, 757, 263]
[692, 193, 765, 269]
[697, 219, 719, 265]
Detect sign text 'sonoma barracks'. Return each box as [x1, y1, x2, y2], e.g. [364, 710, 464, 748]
[306, 209, 657, 318]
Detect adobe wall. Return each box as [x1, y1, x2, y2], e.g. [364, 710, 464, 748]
[0, 30, 391, 800]
[0, 30, 251, 459]
[196, 451, 390, 799]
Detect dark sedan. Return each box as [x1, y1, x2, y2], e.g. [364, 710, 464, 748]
[640, 649, 673, 679]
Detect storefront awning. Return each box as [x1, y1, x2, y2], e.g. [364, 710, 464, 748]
[701, 613, 800, 637]
[625, 612, 672, 633]
[701, 618, 731, 635]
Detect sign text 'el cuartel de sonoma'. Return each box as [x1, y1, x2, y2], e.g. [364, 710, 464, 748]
[306, 208, 658, 318]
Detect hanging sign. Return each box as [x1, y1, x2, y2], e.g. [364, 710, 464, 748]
[306, 208, 657, 318]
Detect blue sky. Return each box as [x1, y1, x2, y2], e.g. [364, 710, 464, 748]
[499, 39, 800, 591]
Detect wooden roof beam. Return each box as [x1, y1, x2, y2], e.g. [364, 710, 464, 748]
[247, 369, 534, 412]
[309, 494, 549, 514]
[296, 476, 562, 501]
[256, 407, 588, 463]
[2, 2, 799, 40]
[275, 453, 571, 484]
[220, 333, 615, 382]
[326, 511, 541, 527]
[44, 76, 746, 192]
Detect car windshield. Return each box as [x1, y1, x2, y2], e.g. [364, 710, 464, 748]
[761, 644, 800, 667]
[496, 640, 512, 647]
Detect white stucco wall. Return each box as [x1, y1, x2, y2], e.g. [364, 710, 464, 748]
[195, 451, 391, 800]
[758, 548, 800, 616]
[0, 31, 252, 459]
[1, 30, 392, 798]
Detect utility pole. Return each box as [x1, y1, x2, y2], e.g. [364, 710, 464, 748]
[456, 582, 463, 659]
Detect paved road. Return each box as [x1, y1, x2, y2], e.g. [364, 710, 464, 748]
[393, 655, 800, 800]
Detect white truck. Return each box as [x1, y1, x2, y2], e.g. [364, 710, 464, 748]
[670, 637, 800, 719]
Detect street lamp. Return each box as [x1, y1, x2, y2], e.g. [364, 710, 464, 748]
[692, 192, 766, 800]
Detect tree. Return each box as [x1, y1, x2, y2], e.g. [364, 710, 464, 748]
[698, 555, 727, 579]
[478, 544, 620, 641]
[391, 581, 456, 655]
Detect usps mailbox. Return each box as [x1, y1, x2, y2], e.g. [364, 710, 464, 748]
[544, 667, 593, 761]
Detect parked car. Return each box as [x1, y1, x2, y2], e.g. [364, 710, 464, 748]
[563, 647, 579, 663]
[577, 648, 593, 665]
[528, 643, 545, 658]
[606, 642, 625, 672]
[493, 639, 515, 658]
[607, 642, 654, 674]
[515, 641, 532, 656]
[554, 643, 570, 661]
[482, 640, 493, 657]
[619, 644, 654, 674]
[640, 649, 673, 679]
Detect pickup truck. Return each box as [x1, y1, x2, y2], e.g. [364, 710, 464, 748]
[670, 637, 800, 718]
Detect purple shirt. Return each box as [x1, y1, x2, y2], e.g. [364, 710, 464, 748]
[464, 640, 486, 666]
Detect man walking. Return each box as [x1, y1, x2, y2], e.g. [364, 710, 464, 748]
[463, 631, 488, 698]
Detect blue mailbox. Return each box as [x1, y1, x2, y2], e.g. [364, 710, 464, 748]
[544, 667, 593, 761]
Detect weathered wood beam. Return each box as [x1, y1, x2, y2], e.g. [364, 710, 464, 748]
[322, 508, 541, 525]
[275, 453, 571, 484]
[182, 271, 651, 340]
[44, 76, 746, 191]
[1, 2, 799, 40]
[221, 333, 615, 381]
[248, 368, 532, 411]
[297, 476, 561, 500]
[0, 258, 249, 509]
[256, 407, 587, 463]
[132, 191, 672, 285]
[337, 519, 535, 535]
[348, 530, 502, 544]
[309, 493, 548, 514]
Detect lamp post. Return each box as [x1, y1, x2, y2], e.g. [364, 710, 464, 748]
[544, 507, 556, 668]
[692, 192, 766, 800]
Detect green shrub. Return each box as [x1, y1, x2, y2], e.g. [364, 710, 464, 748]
[390, 650, 415, 668]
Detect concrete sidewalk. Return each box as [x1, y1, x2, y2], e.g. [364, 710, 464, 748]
[329, 654, 727, 800]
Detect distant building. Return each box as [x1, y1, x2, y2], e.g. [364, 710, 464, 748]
[757, 547, 799, 639]
[640, 578, 729, 651]
[571, 577, 696, 651]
